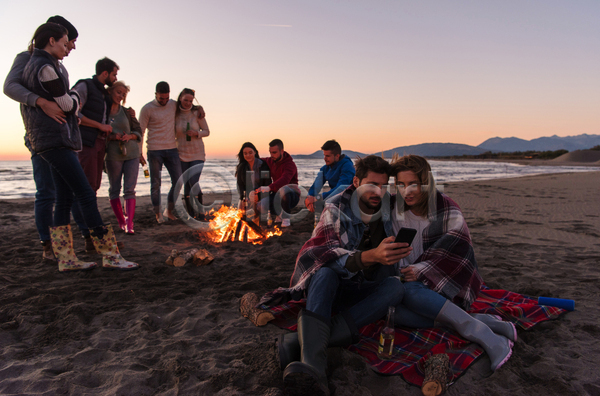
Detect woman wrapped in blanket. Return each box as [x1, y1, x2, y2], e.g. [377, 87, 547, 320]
[390, 155, 514, 372]
[21, 23, 138, 272]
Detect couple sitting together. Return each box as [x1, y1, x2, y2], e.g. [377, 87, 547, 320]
[260, 154, 515, 396]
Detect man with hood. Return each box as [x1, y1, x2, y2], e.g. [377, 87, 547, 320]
[305, 139, 355, 212]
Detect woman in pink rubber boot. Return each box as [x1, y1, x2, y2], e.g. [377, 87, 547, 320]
[105, 81, 141, 235]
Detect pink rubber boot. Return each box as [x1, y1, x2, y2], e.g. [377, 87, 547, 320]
[109, 198, 127, 231]
[125, 198, 136, 234]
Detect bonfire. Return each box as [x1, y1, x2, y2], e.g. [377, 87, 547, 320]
[206, 206, 282, 244]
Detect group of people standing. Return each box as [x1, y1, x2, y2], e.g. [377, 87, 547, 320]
[4, 16, 210, 272]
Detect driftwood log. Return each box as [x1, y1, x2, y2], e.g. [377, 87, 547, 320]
[193, 249, 214, 266]
[166, 248, 214, 267]
[240, 292, 274, 326]
[421, 353, 450, 396]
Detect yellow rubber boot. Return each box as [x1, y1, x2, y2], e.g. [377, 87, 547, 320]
[50, 225, 97, 272]
[92, 224, 139, 271]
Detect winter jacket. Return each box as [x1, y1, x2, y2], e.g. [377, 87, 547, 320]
[263, 151, 300, 194]
[308, 154, 355, 200]
[21, 49, 81, 153]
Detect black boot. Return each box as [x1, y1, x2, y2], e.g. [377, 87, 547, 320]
[195, 192, 205, 220]
[283, 310, 331, 396]
[277, 311, 359, 371]
[183, 196, 195, 219]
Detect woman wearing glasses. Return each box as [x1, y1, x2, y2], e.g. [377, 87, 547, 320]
[391, 154, 513, 372]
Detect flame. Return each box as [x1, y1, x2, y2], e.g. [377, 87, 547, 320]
[206, 206, 282, 244]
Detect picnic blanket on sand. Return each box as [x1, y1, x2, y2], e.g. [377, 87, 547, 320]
[261, 285, 567, 387]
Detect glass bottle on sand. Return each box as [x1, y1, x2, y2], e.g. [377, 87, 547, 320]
[378, 306, 395, 359]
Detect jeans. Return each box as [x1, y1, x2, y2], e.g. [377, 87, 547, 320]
[105, 158, 139, 200]
[306, 266, 404, 328]
[71, 197, 90, 237]
[38, 148, 104, 234]
[148, 149, 182, 208]
[258, 185, 300, 219]
[180, 160, 204, 197]
[31, 153, 55, 242]
[393, 281, 447, 328]
[78, 137, 106, 192]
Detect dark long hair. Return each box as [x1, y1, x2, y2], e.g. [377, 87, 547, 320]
[235, 142, 260, 177]
[28, 22, 68, 54]
[175, 88, 199, 117]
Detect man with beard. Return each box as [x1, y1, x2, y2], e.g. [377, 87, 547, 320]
[139, 82, 205, 223]
[71, 57, 119, 192]
[70, 57, 119, 249]
[257, 139, 300, 227]
[261, 155, 411, 396]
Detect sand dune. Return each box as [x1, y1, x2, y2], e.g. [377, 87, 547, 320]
[0, 172, 599, 395]
[551, 149, 600, 163]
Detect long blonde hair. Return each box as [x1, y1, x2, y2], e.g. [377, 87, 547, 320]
[107, 80, 130, 105]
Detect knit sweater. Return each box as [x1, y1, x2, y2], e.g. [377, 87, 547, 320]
[139, 99, 177, 151]
[175, 107, 210, 162]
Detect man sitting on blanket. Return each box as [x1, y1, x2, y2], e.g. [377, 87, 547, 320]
[261, 155, 410, 396]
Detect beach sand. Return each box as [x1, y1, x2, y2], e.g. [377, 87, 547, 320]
[1, 171, 599, 395]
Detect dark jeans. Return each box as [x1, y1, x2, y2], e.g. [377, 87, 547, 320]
[31, 153, 55, 242]
[180, 160, 204, 197]
[258, 186, 300, 219]
[71, 198, 90, 237]
[39, 148, 104, 235]
[306, 266, 404, 328]
[393, 281, 447, 328]
[148, 149, 182, 208]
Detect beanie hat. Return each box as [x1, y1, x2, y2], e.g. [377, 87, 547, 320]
[47, 15, 78, 41]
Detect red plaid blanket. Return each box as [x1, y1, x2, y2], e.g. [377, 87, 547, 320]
[263, 286, 566, 387]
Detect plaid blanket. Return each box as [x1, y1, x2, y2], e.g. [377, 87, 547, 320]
[259, 184, 393, 306]
[264, 285, 566, 387]
[395, 192, 482, 311]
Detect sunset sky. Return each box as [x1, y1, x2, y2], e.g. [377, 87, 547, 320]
[1, 0, 598, 160]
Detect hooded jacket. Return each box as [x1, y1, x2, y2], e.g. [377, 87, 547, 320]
[308, 154, 355, 200]
[263, 151, 299, 193]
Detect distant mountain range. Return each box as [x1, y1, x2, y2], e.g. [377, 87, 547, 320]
[477, 134, 600, 152]
[293, 134, 600, 158]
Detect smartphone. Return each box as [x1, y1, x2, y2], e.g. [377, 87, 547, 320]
[395, 227, 417, 246]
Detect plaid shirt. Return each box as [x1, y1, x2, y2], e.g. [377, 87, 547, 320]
[259, 184, 394, 307]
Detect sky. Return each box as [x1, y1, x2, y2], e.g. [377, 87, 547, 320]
[0, 0, 598, 160]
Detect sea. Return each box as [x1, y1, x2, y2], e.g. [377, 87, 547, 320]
[0, 159, 598, 200]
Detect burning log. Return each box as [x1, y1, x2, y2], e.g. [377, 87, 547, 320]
[240, 292, 274, 326]
[207, 205, 281, 244]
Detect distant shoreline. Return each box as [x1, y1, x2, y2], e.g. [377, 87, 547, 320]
[430, 157, 600, 167]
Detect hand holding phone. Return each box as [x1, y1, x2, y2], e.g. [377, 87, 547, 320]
[395, 227, 417, 247]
